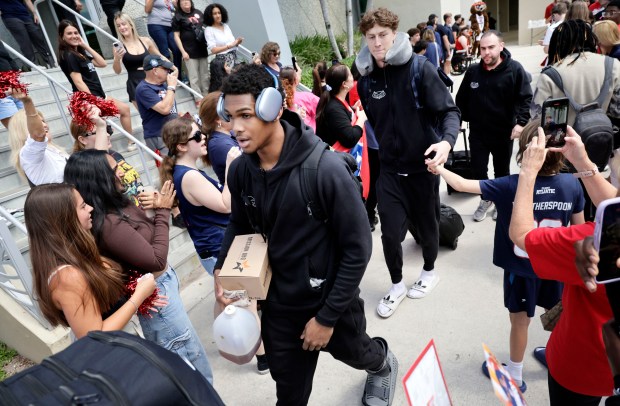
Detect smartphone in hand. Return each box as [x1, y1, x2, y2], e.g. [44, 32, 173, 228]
[541, 97, 569, 148]
[594, 197, 620, 284]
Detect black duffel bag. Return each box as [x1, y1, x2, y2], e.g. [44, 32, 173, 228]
[409, 204, 465, 250]
[0, 330, 224, 406]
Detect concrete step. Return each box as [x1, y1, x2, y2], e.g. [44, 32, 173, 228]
[0, 63, 205, 364]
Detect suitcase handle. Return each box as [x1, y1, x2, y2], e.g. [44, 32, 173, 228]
[459, 128, 469, 154]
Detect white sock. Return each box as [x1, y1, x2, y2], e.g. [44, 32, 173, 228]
[419, 269, 436, 282]
[506, 360, 523, 386]
[389, 281, 406, 298]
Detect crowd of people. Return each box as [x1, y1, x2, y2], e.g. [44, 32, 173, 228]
[2, 0, 620, 404]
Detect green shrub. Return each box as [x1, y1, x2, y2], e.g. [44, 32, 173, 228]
[0, 342, 17, 381]
[290, 32, 362, 89]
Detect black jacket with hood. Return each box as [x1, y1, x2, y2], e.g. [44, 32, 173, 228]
[355, 32, 461, 174]
[214, 111, 372, 327]
[455, 48, 532, 139]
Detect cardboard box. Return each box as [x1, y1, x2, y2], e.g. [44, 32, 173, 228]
[219, 234, 271, 300]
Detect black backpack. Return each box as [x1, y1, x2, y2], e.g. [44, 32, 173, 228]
[301, 140, 362, 222]
[409, 204, 465, 250]
[542, 56, 615, 171]
[238, 139, 361, 232]
[0, 331, 224, 406]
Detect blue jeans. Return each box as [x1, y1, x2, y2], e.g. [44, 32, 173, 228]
[138, 267, 213, 384]
[147, 24, 183, 74]
[200, 256, 216, 276]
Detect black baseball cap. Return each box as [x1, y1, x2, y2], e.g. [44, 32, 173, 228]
[143, 55, 174, 71]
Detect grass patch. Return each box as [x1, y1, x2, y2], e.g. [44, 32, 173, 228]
[0, 342, 17, 381]
[290, 32, 362, 89]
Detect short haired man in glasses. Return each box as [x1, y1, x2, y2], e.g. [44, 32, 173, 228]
[135, 54, 179, 156]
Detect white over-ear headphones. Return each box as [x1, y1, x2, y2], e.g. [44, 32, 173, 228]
[217, 73, 283, 122]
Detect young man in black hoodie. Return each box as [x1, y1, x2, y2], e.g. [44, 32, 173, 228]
[355, 8, 460, 318]
[456, 30, 532, 222]
[213, 64, 398, 406]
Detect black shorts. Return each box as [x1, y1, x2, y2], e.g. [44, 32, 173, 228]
[503, 271, 562, 317]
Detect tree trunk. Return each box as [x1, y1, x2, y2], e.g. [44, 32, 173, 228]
[319, 0, 343, 61]
[346, 0, 353, 57]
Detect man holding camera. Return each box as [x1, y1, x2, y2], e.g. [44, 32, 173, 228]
[135, 55, 178, 156]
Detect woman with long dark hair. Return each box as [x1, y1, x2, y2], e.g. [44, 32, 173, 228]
[25, 183, 157, 339]
[311, 61, 327, 97]
[64, 149, 214, 383]
[315, 64, 366, 150]
[58, 20, 134, 151]
[204, 3, 242, 67]
[208, 57, 231, 93]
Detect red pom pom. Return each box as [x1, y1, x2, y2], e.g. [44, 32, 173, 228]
[68, 91, 119, 132]
[125, 270, 159, 316]
[0, 70, 29, 99]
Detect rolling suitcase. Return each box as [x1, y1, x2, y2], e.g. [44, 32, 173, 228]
[445, 128, 474, 195]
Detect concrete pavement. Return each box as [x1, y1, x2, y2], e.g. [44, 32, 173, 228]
[182, 43, 560, 405]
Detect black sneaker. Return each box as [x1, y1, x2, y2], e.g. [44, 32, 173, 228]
[362, 337, 398, 406]
[172, 213, 187, 229]
[256, 354, 269, 375]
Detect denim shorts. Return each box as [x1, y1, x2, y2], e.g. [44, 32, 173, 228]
[138, 266, 214, 384]
[199, 256, 216, 276]
[0, 97, 23, 121]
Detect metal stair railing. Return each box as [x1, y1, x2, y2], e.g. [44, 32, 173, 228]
[2, 41, 161, 186]
[0, 206, 53, 330]
[34, 0, 204, 101]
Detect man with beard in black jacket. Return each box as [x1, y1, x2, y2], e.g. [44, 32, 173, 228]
[213, 64, 398, 406]
[456, 30, 532, 222]
[355, 8, 460, 318]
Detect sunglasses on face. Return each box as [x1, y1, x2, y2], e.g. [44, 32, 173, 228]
[272, 51, 280, 56]
[182, 130, 203, 144]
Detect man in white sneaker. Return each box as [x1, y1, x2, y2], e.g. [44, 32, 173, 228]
[356, 8, 460, 317]
[455, 30, 532, 222]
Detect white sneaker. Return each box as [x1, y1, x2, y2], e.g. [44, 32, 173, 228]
[473, 200, 494, 222]
[376, 289, 406, 318]
[407, 273, 440, 299]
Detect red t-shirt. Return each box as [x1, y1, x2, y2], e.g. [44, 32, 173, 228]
[526, 222, 613, 396]
[590, 1, 602, 11]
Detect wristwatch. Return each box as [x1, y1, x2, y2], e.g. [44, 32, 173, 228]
[573, 167, 599, 178]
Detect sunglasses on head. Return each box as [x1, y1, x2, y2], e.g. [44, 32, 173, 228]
[182, 130, 203, 144]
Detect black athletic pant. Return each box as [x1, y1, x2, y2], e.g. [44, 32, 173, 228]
[2, 18, 54, 67]
[262, 297, 385, 406]
[377, 171, 440, 284]
[469, 134, 514, 180]
[548, 372, 603, 405]
[365, 147, 380, 221]
[100, 0, 125, 38]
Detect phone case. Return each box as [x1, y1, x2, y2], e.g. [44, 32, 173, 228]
[594, 197, 620, 284]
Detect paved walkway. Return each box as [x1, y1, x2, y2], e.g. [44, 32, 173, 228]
[183, 43, 560, 405]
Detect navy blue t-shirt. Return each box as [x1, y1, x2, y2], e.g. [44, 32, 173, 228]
[0, 0, 32, 21]
[207, 131, 238, 184]
[480, 173, 585, 278]
[172, 165, 229, 257]
[135, 81, 178, 139]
